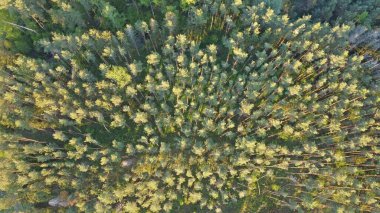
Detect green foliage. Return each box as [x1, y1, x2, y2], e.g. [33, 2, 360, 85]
[0, 10, 32, 53]
[288, 0, 380, 27]
[254, 0, 284, 14]
[105, 66, 132, 88]
[0, 0, 379, 212]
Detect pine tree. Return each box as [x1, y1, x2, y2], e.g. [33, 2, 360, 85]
[0, 1, 379, 212]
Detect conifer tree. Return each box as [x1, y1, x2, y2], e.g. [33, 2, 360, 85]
[0, 1, 379, 212]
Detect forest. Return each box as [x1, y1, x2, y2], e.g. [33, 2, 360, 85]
[0, 0, 379, 212]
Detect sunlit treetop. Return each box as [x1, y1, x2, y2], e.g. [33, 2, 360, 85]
[0, 1, 379, 212]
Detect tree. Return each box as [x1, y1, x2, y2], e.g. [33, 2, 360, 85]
[0, 1, 379, 212]
[287, 0, 380, 27]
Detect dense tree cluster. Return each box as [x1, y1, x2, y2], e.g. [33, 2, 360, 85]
[287, 0, 380, 27]
[0, 0, 379, 212]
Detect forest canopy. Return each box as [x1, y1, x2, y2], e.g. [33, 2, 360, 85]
[0, 0, 379, 212]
